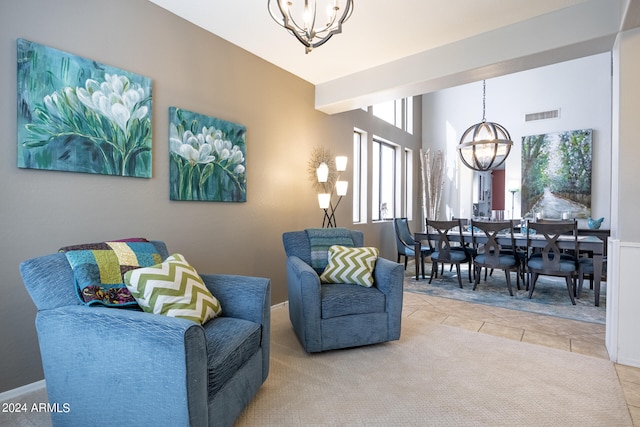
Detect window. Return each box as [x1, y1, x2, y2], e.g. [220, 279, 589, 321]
[352, 130, 367, 223]
[372, 138, 398, 221]
[404, 148, 413, 220]
[372, 97, 413, 134]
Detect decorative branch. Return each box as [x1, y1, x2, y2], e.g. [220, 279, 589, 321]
[422, 149, 445, 220]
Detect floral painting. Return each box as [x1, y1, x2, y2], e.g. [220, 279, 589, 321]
[17, 39, 152, 177]
[169, 107, 246, 202]
[521, 129, 592, 219]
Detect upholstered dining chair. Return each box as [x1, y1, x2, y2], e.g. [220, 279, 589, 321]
[577, 256, 607, 300]
[525, 220, 579, 305]
[282, 228, 404, 353]
[470, 220, 521, 296]
[393, 217, 431, 277]
[425, 218, 473, 288]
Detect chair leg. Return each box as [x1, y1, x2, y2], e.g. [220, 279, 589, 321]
[504, 269, 514, 296]
[403, 256, 408, 270]
[472, 263, 481, 290]
[577, 271, 584, 298]
[565, 276, 576, 305]
[455, 263, 463, 288]
[429, 262, 436, 284]
[528, 273, 538, 299]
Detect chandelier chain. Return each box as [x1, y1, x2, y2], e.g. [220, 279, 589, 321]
[482, 80, 486, 122]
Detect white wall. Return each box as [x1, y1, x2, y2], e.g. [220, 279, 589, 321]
[608, 27, 640, 367]
[422, 53, 612, 228]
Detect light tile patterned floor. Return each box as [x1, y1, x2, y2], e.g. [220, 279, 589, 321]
[402, 291, 640, 426]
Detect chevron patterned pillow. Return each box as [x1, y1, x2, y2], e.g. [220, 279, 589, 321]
[124, 254, 222, 324]
[320, 245, 379, 287]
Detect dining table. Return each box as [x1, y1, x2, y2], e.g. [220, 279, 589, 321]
[414, 230, 605, 306]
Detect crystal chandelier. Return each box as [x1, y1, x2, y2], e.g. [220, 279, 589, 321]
[457, 80, 513, 171]
[268, 0, 354, 54]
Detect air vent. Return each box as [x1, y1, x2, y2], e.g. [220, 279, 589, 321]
[525, 109, 560, 122]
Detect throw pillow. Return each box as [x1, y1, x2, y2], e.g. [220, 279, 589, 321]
[60, 238, 163, 307]
[320, 245, 379, 287]
[124, 254, 222, 324]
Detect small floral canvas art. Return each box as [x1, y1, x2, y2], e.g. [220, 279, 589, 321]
[169, 107, 247, 202]
[17, 39, 152, 177]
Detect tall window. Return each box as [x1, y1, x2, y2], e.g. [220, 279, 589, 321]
[404, 148, 413, 220]
[372, 138, 397, 221]
[372, 97, 413, 134]
[352, 129, 367, 223]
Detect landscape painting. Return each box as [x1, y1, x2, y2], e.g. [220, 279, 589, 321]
[169, 107, 247, 202]
[17, 39, 152, 177]
[521, 129, 592, 219]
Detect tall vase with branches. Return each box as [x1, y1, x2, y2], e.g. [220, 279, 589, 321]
[420, 148, 445, 220]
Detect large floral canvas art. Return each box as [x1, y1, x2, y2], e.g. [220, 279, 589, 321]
[521, 129, 592, 219]
[17, 39, 152, 177]
[169, 107, 247, 202]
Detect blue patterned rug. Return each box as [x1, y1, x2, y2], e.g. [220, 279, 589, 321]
[404, 263, 606, 324]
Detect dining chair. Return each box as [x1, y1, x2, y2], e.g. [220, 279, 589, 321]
[470, 220, 521, 296]
[577, 256, 607, 299]
[393, 217, 431, 278]
[525, 220, 579, 305]
[425, 218, 472, 288]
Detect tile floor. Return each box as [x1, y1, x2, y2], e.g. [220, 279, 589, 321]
[402, 290, 640, 426]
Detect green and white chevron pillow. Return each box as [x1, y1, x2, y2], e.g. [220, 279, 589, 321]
[320, 245, 379, 287]
[124, 254, 222, 324]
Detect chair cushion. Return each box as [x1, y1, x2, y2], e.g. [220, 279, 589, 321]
[203, 317, 262, 397]
[321, 284, 386, 319]
[527, 257, 577, 272]
[124, 254, 222, 324]
[320, 245, 379, 287]
[474, 254, 517, 267]
[60, 238, 163, 307]
[431, 250, 468, 262]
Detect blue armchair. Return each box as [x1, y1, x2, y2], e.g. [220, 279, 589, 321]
[282, 229, 404, 353]
[20, 240, 270, 427]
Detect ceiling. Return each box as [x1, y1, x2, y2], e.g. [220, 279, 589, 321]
[148, 0, 637, 113]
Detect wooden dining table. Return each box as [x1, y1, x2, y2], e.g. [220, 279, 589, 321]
[414, 231, 605, 306]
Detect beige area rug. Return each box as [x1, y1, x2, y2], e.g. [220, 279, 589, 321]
[236, 304, 632, 427]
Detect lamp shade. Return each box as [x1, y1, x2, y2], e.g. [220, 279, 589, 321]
[335, 156, 348, 172]
[318, 193, 331, 209]
[336, 180, 348, 196]
[316, 162, 329, 182]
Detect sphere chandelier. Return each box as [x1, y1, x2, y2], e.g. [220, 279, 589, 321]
[457, 80, 513, 171]
[268, 0, 354, 54]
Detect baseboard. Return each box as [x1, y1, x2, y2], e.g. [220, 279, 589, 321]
[0, 379, 46, 402]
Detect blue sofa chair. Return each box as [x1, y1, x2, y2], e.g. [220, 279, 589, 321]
[282, 229, 404, 353]
[20, 240, 270, 427]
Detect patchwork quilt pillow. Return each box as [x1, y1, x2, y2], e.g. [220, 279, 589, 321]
[320, 245, 379, 287]
[124, 254, 222, 324]
[60, 238, 163, 307]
